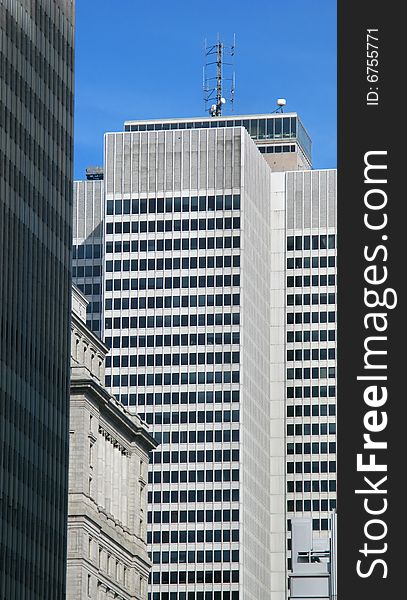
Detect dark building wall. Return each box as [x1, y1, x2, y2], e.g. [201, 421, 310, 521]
[0, 1, 75, 598]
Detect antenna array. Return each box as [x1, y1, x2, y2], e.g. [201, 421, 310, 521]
[203, 35, 235, 117]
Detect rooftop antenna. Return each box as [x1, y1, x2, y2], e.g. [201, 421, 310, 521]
[203, 34, 235, 117]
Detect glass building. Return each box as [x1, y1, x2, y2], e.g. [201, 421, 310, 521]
[0, 1, 75, 598]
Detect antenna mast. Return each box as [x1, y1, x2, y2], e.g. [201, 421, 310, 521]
[203, 34, 235, 117]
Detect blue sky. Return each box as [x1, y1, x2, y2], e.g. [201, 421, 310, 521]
[74, 0, 336, 180]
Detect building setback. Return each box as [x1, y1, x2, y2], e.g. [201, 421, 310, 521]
[68, 286, 157, 599]
[0, 1, 75, 598]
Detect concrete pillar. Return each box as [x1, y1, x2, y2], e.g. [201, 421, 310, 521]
[112, 444, 120, 519]
[105, 436, 112, 513]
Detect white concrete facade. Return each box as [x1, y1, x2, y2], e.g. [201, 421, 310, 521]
[273, 170, 337, 591]
[101, 126, 286, 600]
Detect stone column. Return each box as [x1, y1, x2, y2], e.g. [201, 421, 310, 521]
[112, 443, 120, 519]
[105, 435, 112, 513]
[121, 452, 128, 527]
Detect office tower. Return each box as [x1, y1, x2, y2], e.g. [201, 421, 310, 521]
[0, 1, 75, 598]
[100, 123, 286, 600]
[67, 286, 157, 600]
[270, 170, 337, 579]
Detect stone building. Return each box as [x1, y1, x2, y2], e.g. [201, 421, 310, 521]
[67, 286, 157, 599]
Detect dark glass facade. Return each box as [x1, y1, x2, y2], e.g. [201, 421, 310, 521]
[0, 1, 74, 598]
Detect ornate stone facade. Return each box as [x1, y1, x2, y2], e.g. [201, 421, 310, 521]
[67, 286, 157, 599]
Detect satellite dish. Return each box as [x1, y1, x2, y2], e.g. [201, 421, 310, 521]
[277, 98, 286, 107]
[220, 97, 226, 104]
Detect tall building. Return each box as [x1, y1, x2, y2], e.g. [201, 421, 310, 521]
[103, 123, 285, 600]
[67, 286, 157, 600]
[74, 118, 287, 600]
[0, 1, 75, 598]
[270, 170, 337, 587]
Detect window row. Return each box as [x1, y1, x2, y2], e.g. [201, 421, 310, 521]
[287, 461, 336, 474]
[153, 429, 239, 445]
[151, 449, 240, 465]
[287, 442, 336, 455]
[150, 568, 239, 587]
[148, 488, 239, 504]
[151, 549, 239, 565]
[105, 252, 241, 273]
[109, 328, 240, 346]
[287, 293, 336, 306]
[126, 115, 298, 141]
[106, 296, 240, 316]
[287, 329, 336, 343]
[287, 234, 336, 251]
[140, 410, 240, 426]
[286, 386, 336, 399]
[105, 334, 241, 351]
[287, 422, 336, 436]
[148, 528, 239, 545]
[287, 311, 336, 325]
[114, 387, 240, 405]
[287, 479, 336, 493]
[287, 402, 336, 417]
[287, 274, 336, 288]
[148, 590, 239, 600]
[75, 282, 101, 296]
[108, 316, 241, 335]
[106, 194, 241, 215]
[107, 369, 240, 388]
[73, 265, 101, 278]
[105, 227, 241, 251]
[258, 144, 295, 154]
[105, 275, 241, 291]
[287, 348, 335, 361]
[106, 216, 241, 235]
[286, 366, 336, 380]
[148, 509, 239, 525]
[287, 499, 337, 512]
[148, 469, 240, 485]
[72, 243, 102, 259]
[287, 256, 336, 269]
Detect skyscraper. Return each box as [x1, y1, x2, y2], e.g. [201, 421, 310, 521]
[0, 1, 75, 598]
[74, 118, 288, 600]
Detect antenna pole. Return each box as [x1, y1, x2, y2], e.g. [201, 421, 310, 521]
[216, 41, 222, 115]
[203, 35, 235, 117]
